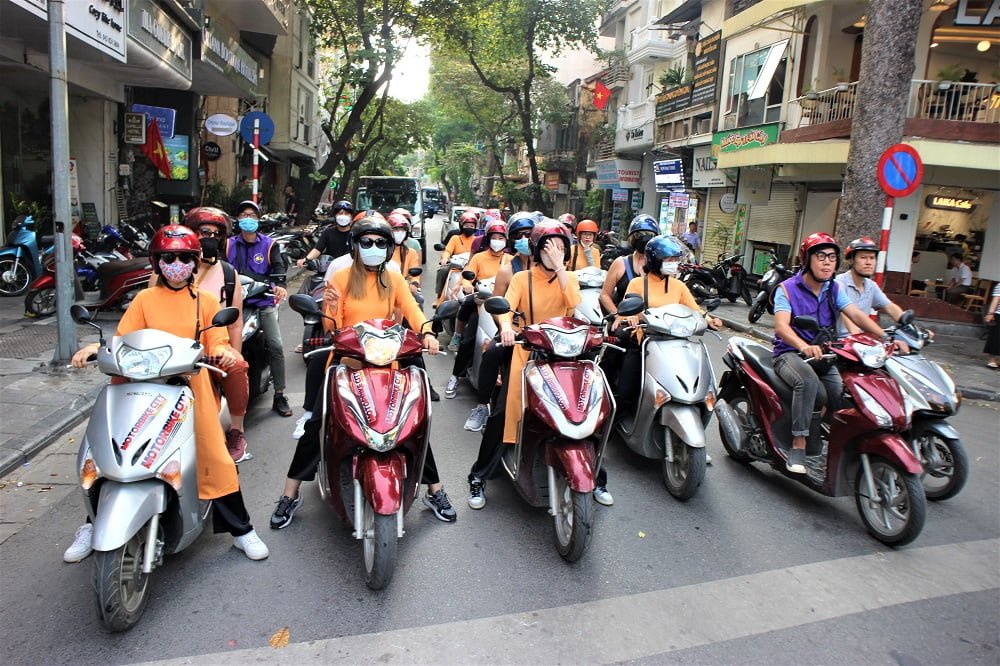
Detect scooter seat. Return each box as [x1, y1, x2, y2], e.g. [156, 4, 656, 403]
[96, 258, 151, 280]
[742, 345, 794, 402]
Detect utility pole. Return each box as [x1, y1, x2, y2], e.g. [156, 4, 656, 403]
[49, 0, 77, 362]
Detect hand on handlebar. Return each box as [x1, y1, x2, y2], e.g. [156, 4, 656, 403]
[800, 344, 824, 360]
[707, 316, 723, 330]
[71, 343, 100, 368]
[422, 334, 440, 355]
[891, 338, 910, 355]
[499, 327, 517, 347]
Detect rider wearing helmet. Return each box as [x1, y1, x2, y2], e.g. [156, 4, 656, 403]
[569, 219, 601, 270]
[298, 200, 354, 267]
[466, 220, 582, 511]
[271, 216, 458, 528]
[388, 212, 420, 290]
[600, 214, 659, 316]
[435, 210, 480, 305]
[66, 225, 270, 563]
[773, 233, 901, 474]
[835, 237, 905, 339]
[558, 213, 577, 234]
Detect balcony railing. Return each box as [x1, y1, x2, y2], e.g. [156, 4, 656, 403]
[786, 82, 859, 128]
[605, 57, 629, 88]
[627, 24, 682, 65]
[618, 100, 655, 129]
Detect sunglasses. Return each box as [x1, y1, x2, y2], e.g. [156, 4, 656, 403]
[197, 228, 224, 238]
[358, 237, 389, 250]
[159, 252, 198, 264]
[512, 230, 532, 239]
[813, 251, 839, 263]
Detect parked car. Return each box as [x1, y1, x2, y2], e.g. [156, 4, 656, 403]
[440, 204, 471, 244]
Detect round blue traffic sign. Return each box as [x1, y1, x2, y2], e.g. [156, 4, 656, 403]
[239, 111, 275, 146]
[876, 144, 923, 198]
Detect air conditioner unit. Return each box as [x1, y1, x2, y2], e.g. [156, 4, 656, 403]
[723, 113, 737, 130]
[694, 117, 712, 134]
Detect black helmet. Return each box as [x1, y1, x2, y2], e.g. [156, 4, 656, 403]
[844, 236, 879, 261]
[351, 216, 394, 263]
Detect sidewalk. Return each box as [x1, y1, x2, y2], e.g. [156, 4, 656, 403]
[712, 302, 1000, 402]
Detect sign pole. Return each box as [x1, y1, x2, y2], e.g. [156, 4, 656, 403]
[874, 195, 893, 288]
[252, 118, 260, 205]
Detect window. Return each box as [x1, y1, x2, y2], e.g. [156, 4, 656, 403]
[293, 14, 302, 69]
[726, 40, 788, 127]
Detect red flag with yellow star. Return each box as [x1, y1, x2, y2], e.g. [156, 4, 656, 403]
[593, 80, 610, 111]
[142, 117, 172, 179]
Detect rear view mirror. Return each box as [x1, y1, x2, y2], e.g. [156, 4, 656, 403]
[704, 298, 721, 312]
[435, 300, 461, 320]
[484, 296, 511, 316]
[461, 270, 476, 282]
[212, 307, 240, 327]
[408, 266, 423, 277]
[617, 295, 645, 317]
[70, 304, 93, 324]
[433, 243, 445, 252]
[289, 293, 321, 317]
[898, 309, 914, 326]
[793, 315, 819, 332]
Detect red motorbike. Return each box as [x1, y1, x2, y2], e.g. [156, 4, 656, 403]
[288, 294, 459, 589]
[483, 296, 618, 562]
[715, 316, 926, 546]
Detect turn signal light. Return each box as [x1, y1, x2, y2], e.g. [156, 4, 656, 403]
[705, 390, 717, 412]
[157, 459, 182, 491]
[80, 458, 99, 490]
[654, 389, 671, 407]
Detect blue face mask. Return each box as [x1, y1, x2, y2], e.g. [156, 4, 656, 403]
[514, 238, 530, 256]
[238, 216, 259, 233]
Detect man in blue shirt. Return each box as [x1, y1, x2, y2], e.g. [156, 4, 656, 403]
[680, 221, 701, 259]
[835, 237, 906, 339]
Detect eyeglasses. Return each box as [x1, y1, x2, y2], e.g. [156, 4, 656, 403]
[812, 251, 839, 263]
[358, 237, 389, 249]
[159, 252, 198, 264]
[197, 228, 224, 238]
[511, 231, 532, 239]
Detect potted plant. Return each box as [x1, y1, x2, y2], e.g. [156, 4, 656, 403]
[832, 67, 850, 92]
[658, 65, 687, 90]
[800, 80, 819, 108]
[936, 64, 964, 90]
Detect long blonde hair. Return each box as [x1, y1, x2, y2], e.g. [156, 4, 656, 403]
[346, 252, 393, 305]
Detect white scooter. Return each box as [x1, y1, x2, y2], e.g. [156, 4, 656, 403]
[574, 267, 607, 325]
[71, 303, 239, 632]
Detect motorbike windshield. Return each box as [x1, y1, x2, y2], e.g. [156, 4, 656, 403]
[644, 303, 705, 337]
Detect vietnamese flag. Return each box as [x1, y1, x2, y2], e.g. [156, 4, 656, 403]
[593, 80, 610, 111]
[142, 118, 172, 180]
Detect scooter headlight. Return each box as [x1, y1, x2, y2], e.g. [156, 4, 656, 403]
[540, 325, 589, 357]
[853, 341, 887, 369]
[855, 386, 893, 429]
[116, 344, 171, 380]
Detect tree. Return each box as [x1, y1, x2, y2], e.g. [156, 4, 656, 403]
[835, 0, 924, 242]
[428, 0, 605, 211]
[357, 98, 432, 178]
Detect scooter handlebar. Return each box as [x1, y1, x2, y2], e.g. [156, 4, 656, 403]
[195, 362, 228, 378]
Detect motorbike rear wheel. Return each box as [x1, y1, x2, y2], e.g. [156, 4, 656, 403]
[661, 430, 706, 501]
[748, 297, 766, 323]
[854, 457, 926, 547]
[24, 287, 57, 318]
[93, 522, 153, 632]
[741, 283, 753, 306]
[0, 257, 32, 296]
[552, 472, 593, 563]
[913, 430, 968, 501]
[362, 501, 397, 590]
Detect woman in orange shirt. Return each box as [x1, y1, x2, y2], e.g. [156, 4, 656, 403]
[271, 218, 457, 527]
[567, 219, 602, 271]
[434, 210, 479, 306]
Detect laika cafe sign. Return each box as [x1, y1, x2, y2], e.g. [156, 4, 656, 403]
[711, 123, 780, 155]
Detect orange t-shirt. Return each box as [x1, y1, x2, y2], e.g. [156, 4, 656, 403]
[324, 266, 427, 332]
[443, 233, 475, 259]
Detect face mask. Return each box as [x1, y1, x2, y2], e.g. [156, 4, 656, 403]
[199, 237, 220, 260]
[238, 216, 259, 233]
[159, 259, 195, 283]
[392, 231, 406, 245]
[359, 246, 386, 267]
[579, 237, 593, 248]
[631, 233, 654, 252]
[660, 261, 680, 277]
[335, 214, 351, 227]
[489, 238, 506, 253]
[461, 227, 475, 237]
[514, 238, 530, 256]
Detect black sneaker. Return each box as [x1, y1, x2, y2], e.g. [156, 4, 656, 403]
[422, 488, 457, 522]
[429, 386, 441, 402]
[273, 393, 293, 417]
[270, 495, 303, 529]
[468, 476, 486, 510]
[786, 448, 807, 474]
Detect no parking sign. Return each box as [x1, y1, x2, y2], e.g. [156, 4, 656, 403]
[872, 144, 924, 286]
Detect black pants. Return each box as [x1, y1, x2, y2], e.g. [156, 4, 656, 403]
[616, 343, 642, 414]
[451, 307, 479, 378]
[213, 490, 254, 536]
[475, 341, 508, 404]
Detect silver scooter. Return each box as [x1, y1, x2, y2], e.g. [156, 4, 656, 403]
[71, 304, 239, 632]
[574, 267, 606, 325]
[885, 317, 968, 500]
[468, 275, 498, 394]
[613, 294, 721, 500]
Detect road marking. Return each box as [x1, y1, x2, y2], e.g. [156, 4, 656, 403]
[140, 538, 998, 665]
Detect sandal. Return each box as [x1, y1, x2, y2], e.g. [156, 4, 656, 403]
[293, 343, 304, 354]
[988, 361, 999, 369]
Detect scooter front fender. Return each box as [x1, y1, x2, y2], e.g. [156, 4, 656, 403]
[90, 480, 167, 552]
[548, 441, 596, 493]
[357, 452, 405, 515]
[28, 273, 55, 290]
[858, 432, 923, 475]
[912, 419, 960, 442]
[660, 404, 706, 448]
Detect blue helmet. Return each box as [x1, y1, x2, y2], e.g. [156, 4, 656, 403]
[506, 213, 536, 239]
[628, 214, 659, 237]
[644, 235, 686, 275]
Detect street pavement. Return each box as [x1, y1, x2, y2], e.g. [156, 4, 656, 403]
[0, 216, 997, 664]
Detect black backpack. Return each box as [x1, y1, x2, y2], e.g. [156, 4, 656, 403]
[220, 260, 237, 308]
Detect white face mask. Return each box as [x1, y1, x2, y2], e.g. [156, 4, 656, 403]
[392, 231, 406, 245]
[580, 238, 593, 248]
[489, 238, 506, 253]
[359, 246, 386, 267]
[335, 214, 352, 227]
[660, 261, 680, 276]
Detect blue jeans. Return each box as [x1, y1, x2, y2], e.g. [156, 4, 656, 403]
[259, 306, 286, 392]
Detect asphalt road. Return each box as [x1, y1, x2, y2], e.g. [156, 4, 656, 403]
[1, 215, 997, 665]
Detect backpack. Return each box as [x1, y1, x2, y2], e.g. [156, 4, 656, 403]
[221, 260, 237, 308]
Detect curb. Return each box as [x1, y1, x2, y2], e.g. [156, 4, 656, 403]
[716, 314, 999, 403]
[0, 382, 103, 478]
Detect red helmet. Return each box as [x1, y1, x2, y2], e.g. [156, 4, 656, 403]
[845, 236, 879, 260]
[459, 210, 479, 228]
[557, 213, 577, 230]
[354, 209, 384, 223]
[387, 212, 410, 231]
[576, 219, 599, 235]
[182, 206, 231, 235]
[390, 207, 413, 221]
[799, 232, 839, 267]
[530, 220, 572, 264]
[151, 225, 201, 256]
[484, 221, 507, 237]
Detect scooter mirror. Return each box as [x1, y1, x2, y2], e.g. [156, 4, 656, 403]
[212, 307, 240, 328]
[433, 243, 445, 252]
[461, 270, 476, 282]
[704, 298, 722, 312]
[793, 315, 820, 331]
[476, 287, 493, 302]
[70, 304, 93, 324]
[617, 294, 645, 317]
[484, 296, 511, 316]
[289, 293, 321, 317]
[898, 309, 915, 326]
[408, 266, 424, 277]
[435, 300, 461, 320]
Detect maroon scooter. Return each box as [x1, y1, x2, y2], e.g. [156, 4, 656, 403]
[715, 315, 927, 546]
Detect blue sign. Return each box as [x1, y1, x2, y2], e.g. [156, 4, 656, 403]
[239, 111, 275, 146]
[876, 144, 923, 199]
[653, 159, 684, 192]
[131, 104, 176, 139]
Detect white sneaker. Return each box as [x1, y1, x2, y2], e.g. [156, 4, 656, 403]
[292, 413, 310, 440]
[63, 523, 94, 563]
[706, 453, 713, 465]
[445, 376, 460, 399]
[593, 486, 614, 506]
[464, 404, 490, 432]
[233, 529, 269, 560]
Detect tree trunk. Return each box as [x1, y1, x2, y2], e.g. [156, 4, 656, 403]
[835, 0, 923, 242]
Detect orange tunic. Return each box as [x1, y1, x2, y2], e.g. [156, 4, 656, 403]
[115, 286, 238, 500]
[625, 273, 700, 310]
[392, 244, 421, 284]
[442, 233, 475, 260]
[324, 266, 428, 332]
[466, 250, 505, 281]
[499, 266, 581, 443]
[567, 244, 601, 271]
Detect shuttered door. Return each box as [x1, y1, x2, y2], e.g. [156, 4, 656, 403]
[702, 189, 737, 263]
[744, 184, 799, 246]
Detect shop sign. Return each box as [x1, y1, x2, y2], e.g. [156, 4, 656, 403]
[734, 203, 750, 253]
[719, 192, 737, 213]
[656, 84, 693, 117]
[596, 159, 642, 190]
[631, 190, 644, 210]
[128, 0, 192, 81]
[625, 126, 646, 142]
[690, 31, 722, 108]
[161, 135, 190, 180]
[132, 103, 176, 139]
[611, 188, 629, 203]
[202, 27, 259, 96]
[712, 123, 780, 154]
[124, 112, 147, 144]
[205, 113, 239, 137]
[669, 192, 690, 208]
[653, 159, 684, 192]
[953, 0, 999, 26]
[11, 0, 127, 62]
[692, 145, 727, 188]
[544, 171, 560, 191]
[925, 195, 976, 212]
[203, 142, 222, 161]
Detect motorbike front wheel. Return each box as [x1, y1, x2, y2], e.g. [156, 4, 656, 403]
[748, 297, 766, 323]
[0, 257, 32, 296]
[552, 472, 593, 563]
[93, 523, 153, 632]
[914, 430, 968, 501]
[662, 430, 706, 501]
[362, 501, 397, 590]
[854, 457, 926, 547]
[24, 287, 57, 318]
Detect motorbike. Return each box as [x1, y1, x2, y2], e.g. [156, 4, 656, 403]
[885, 319, 968, 501]
[714, 316, 927, 546]
[239, 276, 274, 403]
[0, 215, 48, 296]
[482, 296, 619, 562]
[24, 235, 151, 318]
[600, 237, 630, 271]
[70, 303, 240, 631]
[574, 267, 607, 325]
[117, 218, 153, 256]
[614, 295, 722, 500]
[90, 224, 146, 259]
[467, 276, 499, 395]
[684, 253, 753, 306]
[287, 295, 459, 589]
[748, 251, 796, 323]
